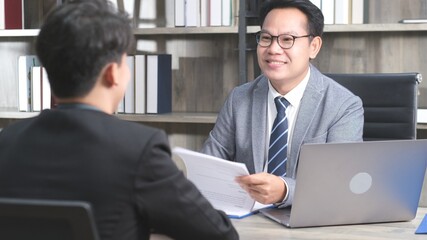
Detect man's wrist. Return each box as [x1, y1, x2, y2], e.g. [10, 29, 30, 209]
[277, 176, 289, 203]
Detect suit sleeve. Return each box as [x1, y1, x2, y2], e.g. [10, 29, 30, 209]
[201, 89, 236, 160]
[327, 95, 364, 142]
[134, 130, 238, 240]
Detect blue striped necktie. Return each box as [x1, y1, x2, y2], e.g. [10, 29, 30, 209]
[268, 96, 290, 177]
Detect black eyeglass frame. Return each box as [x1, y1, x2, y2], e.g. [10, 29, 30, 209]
[255, 31, 313, 49]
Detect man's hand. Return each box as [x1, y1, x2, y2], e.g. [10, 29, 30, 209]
[235, 172, 287, 204]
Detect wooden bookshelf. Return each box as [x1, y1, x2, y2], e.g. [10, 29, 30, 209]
[2, 0, 427, 153]
[2, 0, 427, 121]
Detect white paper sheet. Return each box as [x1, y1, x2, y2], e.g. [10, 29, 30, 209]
[173, 147, 270, 218]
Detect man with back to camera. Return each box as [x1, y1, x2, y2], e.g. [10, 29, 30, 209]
[0, 0, 238, 239]
[202, 0, 364, 208]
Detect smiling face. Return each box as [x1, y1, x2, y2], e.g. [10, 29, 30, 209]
[257, 7, 321, 94]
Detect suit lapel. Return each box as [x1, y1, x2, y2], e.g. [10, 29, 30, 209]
[289, 66, 325, 177]
[251, 76, 269, 173]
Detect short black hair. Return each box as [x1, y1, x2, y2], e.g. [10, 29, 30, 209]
[35, 0, 134, 98]
[259, 0, 324, 38]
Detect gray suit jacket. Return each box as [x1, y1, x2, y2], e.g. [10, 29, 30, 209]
[202, 65, 364, 206]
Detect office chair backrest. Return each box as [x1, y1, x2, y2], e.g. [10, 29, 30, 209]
[0, 198, 100, 240]
[326, 73, 421, 141]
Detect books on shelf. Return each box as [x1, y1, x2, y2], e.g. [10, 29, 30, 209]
[200, 0, 209, 27]
[165, 0, 175, 27]
[174, 0, 185, 27]
[173, 0, 234, 27]
[351, 0, 364, 24]
[146, 54, 172, 114]
[0, 0, 373, 31]
[120, 54, 172, 115]
[209, 0, 222, 26]
[18, 55, 40, 112]
[334, 0, 351, 24]
[17, 53, 172, 115]
[221, 0, 232, 26]
[0, 0, 4, 29]
[0, 0, 62, 30]
[41, 67, 51, 110]
[322, 0, 335, 25]
[31, 66, 41, 112]
[185, 0, 200, 27]
[4, 0, 22, 29]
[134, 55, 146, 114]
[318, 0, 365, 25]
[110, 0, 235, 28]
[124, 56, 135, 114]
[28, 65, 51, 112]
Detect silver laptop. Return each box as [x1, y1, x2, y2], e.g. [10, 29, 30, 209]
[260, 139, 427, 228]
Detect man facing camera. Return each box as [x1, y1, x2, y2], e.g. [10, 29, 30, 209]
[0, 0, 238, 239]
[202, 0, 363, 208]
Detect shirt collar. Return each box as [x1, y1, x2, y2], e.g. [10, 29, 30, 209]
[268, 67, 311, 107]
[56, 103, 102, 112]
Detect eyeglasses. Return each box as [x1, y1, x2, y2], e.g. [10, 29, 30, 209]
[255, 31, 313, 49]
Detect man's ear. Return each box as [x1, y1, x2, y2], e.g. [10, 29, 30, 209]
[309, 36, 322, 60]
[102, 62, 118, 87]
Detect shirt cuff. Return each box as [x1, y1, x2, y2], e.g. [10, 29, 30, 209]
[273, 176, 289, 207]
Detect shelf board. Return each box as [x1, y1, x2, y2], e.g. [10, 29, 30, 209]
[133, 26, 238, 35]
[0, 111, 39, 119]
[116, 112, 217, 123]
[0, 29, 39, 37]
[325, 23, 427, 32]
[0, 111, 217, 123]
[0, 27, 238, 38]
[1, 24, 427, 38]
[247, 23, 427, 34]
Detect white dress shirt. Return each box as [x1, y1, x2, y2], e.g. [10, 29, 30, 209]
[265, 67, 310, 202]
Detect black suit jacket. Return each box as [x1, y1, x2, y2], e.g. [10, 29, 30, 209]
[0, 108, 238, 240]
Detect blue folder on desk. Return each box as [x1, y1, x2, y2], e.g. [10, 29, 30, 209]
[416, 214, 427, 234]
